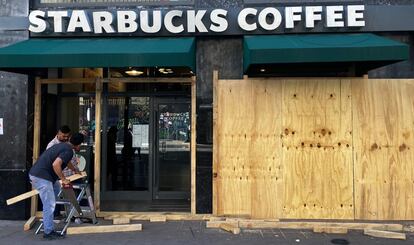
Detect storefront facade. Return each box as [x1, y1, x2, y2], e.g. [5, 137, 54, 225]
[0, 0, 413, 220]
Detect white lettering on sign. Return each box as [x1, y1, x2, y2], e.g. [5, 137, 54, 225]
[67, 10, 92, 32]
[326, 5, 345, 27]
[305, 6, 322, 28]
[210, 9, 228, 32]
[117, 11, 138, 33]
[258, 7, 282, 31]
[48, 11, 68, 33]
[187, 10, 208, 33]
[347, 5, 365, 27]
[28, 5, 366, 34]
[164, 10, 184, 33]
[93, 11, 115, 34]
[238, 8, 258, 31]
[29, 10, 46, 33]
[285, 6, 302, 29]
[140, 10, 162, 33]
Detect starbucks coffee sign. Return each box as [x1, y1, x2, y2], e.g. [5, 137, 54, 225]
[29, 5, 365, 36]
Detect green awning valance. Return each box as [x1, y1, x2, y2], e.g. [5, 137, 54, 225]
[243, 34, 409, 72]
[0, 37, 195, 70]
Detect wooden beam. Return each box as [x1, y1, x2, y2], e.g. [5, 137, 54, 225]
[67, 224, 142, 235]
[207, 221, 404, 231]
[191, 76, 196, 215]
[107, 77, 193, 84]
[219, 223, 241, 235]
[94, 79, 102, 212]
[212, 70, 219, 216]
[113, 217, 130, 225]
[40, 78, 96, 84]
[7, 172, 87, 205]
[313, 227, 348, 234]
[364, 229, 406, 240]
[30, 77, 41, 216]
[149, 216, 167, 222]
[101, 212, 212, 221]
[207, 221, 238, 229]
[24, 216, 36, 231]
[7, 190, 39, 206]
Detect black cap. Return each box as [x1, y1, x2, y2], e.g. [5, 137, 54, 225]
[59, 125, 71, 134]
[70, 133, 84, 146]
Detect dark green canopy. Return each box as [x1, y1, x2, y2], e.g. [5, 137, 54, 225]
[244, 34, 409, 72]
[0, 37, 195, 70]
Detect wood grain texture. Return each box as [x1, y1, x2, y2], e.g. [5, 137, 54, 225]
[213, 77, 414, 220]
[353, 78, 414, 220]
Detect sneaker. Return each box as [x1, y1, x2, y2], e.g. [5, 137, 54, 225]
[43, 231, 65, 240]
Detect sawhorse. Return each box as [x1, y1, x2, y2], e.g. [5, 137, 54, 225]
[35, 180, 97, 235]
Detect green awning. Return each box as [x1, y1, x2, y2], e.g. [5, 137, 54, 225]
[244, 34, 409, 72]
[0, 37, 195, 70]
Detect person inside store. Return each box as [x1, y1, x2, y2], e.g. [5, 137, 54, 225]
[29, 133, 84, 240]
[107, 126, 118, 189]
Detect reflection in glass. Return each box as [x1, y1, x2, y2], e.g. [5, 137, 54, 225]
[157, 103, 191, 193]
[106, 97, 150, 191]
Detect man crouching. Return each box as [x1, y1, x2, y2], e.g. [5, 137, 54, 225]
[29, 133, 84, 240]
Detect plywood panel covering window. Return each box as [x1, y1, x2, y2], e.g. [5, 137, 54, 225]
[281, 78, 353, 219]
[214, 77, 414, 220]
[353, 79, 414, 220]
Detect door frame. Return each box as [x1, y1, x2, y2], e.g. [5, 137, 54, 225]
[32, 76, 196, 216]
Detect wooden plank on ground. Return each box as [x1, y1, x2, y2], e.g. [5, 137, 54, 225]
[24, 216, 36, 231]
[364, 229, 406, 240]
[113, 217, 130, 225]
[313, 227, 348, 234]
[150, 216, 167, 222]
[207, 221, 239, 228]
[220, 223, 241, 235]
[208, 221, 403, 231]
[67, 224, 142, 235]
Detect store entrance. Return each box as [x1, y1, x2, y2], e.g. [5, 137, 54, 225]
[101, 95, 191, 211]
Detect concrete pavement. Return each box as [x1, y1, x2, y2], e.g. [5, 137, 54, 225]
[0, 219, 413, 245]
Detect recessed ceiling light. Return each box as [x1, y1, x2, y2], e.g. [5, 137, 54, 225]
[125, 69, 143, 76]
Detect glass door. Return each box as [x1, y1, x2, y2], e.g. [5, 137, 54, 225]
[153, 98, 191, 200]
[102, 96, 152, 201]
[101, 95, 191, 210]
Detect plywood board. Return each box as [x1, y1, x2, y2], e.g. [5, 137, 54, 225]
[215, 78, 253, 216]
[364, 229, 406, 240]
[213, 77, 414, 220]
[67, 224, 142, 234]
[281, 78, 353, 219]
[353, 79, 414, 220]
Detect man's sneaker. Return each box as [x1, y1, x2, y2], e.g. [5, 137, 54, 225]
[43, 231, 65, 240]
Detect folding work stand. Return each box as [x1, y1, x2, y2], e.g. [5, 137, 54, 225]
[35, 180, 97, 235]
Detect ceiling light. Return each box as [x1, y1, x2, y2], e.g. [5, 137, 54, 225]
[260, 68, 266, 72]
[125, 69, 143, 76]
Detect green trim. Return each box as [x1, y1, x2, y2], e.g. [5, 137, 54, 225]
[244, 34, 409, 72]
[0, 37, 195, 70]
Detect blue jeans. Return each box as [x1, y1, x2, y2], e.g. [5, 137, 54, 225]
[29, 175, 60, 234]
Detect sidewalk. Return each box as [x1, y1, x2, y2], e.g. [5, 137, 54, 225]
[1, 219, 413, 245]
